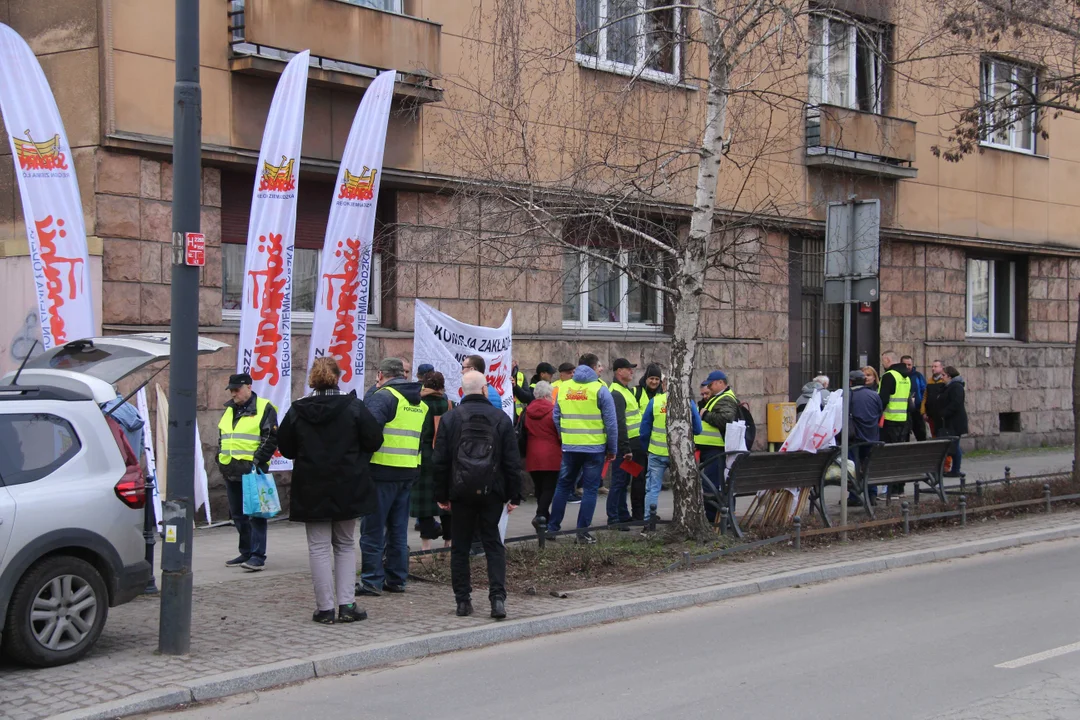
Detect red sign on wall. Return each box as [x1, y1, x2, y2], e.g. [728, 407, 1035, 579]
[184, 232, 205, 267]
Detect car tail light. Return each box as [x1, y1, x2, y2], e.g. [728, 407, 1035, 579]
[115, 475, 146, 509]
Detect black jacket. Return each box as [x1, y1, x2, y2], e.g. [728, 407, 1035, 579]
[218, 392, 279, 478]
[611, 383, 631, 457]
[940, 377, 969, 436]
[878, 363, 911, 416]
[277, 390, 384, 522]
[433, 395, 523, 505]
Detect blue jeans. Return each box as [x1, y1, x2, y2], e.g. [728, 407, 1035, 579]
[360, 479, 412, 590]
[606, 461, 632, 524]
[225, 478, 267, 561]
[645, 454, 669, 521]
[548, 452, 605, 533]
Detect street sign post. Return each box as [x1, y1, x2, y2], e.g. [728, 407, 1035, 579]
[824, 199, 880, 537]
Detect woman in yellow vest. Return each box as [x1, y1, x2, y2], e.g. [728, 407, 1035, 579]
[639, 388, 702, 525]
[356, 358, 429, 596]
[217, 372, 278, 572]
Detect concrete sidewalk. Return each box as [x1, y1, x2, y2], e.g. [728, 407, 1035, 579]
[2, 512, 1077, 717]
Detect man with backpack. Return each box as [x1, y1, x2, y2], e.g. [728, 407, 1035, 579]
[698, 370, 739, 523]
[434, 371, 523, 620]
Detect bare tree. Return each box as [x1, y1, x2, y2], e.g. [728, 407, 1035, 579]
[406, 0, 835, 541]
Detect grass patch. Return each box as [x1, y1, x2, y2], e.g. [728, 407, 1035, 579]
[964, 444, 1073, 460]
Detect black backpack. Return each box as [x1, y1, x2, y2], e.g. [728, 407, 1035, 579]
[452, 412, 500, 499]
[736, 402, 757, 450]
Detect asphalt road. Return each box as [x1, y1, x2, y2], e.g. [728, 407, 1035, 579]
[147, 536, 1080, 720]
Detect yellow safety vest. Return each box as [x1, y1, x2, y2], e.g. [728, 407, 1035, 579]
[371, 386, 430, 468]
[609, 381, 641, 440]
[698, 389, 736, 447]
[556, 379, 606, 446]
[648, 393, 669, 456]
[218, 396, 273, 465]
[514, 371, 526, 416]
[883, 369, 912, 423]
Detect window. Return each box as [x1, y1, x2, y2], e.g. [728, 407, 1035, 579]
[220, 172, 389, 325]
[967, 258, 1015, 337]
[576, 0, 683, 83]
[563, 250, 663, 329]
[808, 14, 884, 113]
[342, 0, 401, 11]
[980, 58, 1036, 153]
[223, 246, 382, 325]
[0, 414, 80, 486]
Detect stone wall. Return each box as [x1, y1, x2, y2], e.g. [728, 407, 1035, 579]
[879, 239, 1075, 450]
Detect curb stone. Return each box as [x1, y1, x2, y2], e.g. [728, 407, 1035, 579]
[58, 522, 1080, 720]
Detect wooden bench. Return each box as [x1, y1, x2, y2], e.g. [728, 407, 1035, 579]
[701, 449, 841, 537]
[846, 439, 952, 517]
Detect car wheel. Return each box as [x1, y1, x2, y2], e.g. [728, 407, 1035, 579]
[2, 555, 109, 667]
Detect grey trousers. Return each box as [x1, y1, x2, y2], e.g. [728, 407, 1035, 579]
[305, 519, 357, 611]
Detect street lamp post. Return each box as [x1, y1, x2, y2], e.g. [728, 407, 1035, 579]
[158, 0, 202, 655]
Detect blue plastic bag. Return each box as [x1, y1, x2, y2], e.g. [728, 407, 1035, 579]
[242, 469, 281, 519]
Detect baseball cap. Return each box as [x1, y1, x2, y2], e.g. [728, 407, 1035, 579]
[227, 372, 253, 390]
[849, 370, 868, 384]
[536, 362, 557, 375]
[612, 358, 637, 371]
[700, 370, 728, 387]
[416, 363, 435, 376]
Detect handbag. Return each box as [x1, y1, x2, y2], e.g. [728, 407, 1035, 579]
[242, 469, 282, 519]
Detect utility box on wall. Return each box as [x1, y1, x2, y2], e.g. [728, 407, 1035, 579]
[767, 402, 797, 444]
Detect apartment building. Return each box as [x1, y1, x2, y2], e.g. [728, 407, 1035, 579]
[0, 0, 1074, 510]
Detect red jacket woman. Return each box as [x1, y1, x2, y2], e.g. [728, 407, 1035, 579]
[522, 383, 562, 520]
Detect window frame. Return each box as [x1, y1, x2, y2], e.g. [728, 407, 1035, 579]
[562, 250, 665, 331]
[966, 257, 1016, 339]
[339, 0, 402, 12]
[808, 13, 884, 115]
[0, 413, 82, 487]
[575, 0, 684, 85]
[979, 57, 1038, 155]
[222, 248, 383, 327]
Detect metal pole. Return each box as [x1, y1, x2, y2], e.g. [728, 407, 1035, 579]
[839, 282, 852, 539]
[159, 0, 201, 656]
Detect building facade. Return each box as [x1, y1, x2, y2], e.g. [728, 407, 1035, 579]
[0, 0, 1074, 511]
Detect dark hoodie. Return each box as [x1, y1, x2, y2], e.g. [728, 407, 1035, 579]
[365, 377, 427, 482]
[277, 390, 384, 521]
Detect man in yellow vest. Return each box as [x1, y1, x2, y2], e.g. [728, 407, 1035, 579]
[698, 370, 738, 523]
[511, 362, 556, 413]
[640, 386, 702, 525]
[879, 350, 913, 495]
[217, 372, 278, 572]
[546, 353, 618, 544]
[606, 358, 641, 527]
[357, 358, 429, 596]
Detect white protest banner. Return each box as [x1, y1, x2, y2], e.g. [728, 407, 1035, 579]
[236, 50, 309, 471]
[0, 24, 93, 350]
[308, 70, 395, 394]
[412, 300, 513, 417]
[145, 386, 211, 524]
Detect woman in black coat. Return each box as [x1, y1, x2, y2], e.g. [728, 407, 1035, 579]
[278, 357, 383, 624]
[940, 366, 968, 477]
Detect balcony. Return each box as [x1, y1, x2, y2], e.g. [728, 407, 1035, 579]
[805, 105, 917, 180]
[228, 0, 442, 104]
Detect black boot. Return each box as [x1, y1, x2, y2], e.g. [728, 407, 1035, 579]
[491, 598, 506, 620]
[337, 603, 368, 623]
[456, 599, 474, 617]
[312, 609, 335, 624]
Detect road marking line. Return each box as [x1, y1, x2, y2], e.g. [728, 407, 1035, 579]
[996, 641, 1080, 669]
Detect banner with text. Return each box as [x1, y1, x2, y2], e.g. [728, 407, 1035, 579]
[413, 300, 513, 417]
[236, 50, 309, 471]
[0, 24, 93, 350]
[308, 70, 395, 394]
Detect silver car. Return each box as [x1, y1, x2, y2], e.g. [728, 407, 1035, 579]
[0, 334, 224, 667]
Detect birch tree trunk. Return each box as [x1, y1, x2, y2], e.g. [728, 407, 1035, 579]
[666, 2, 731, 541]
